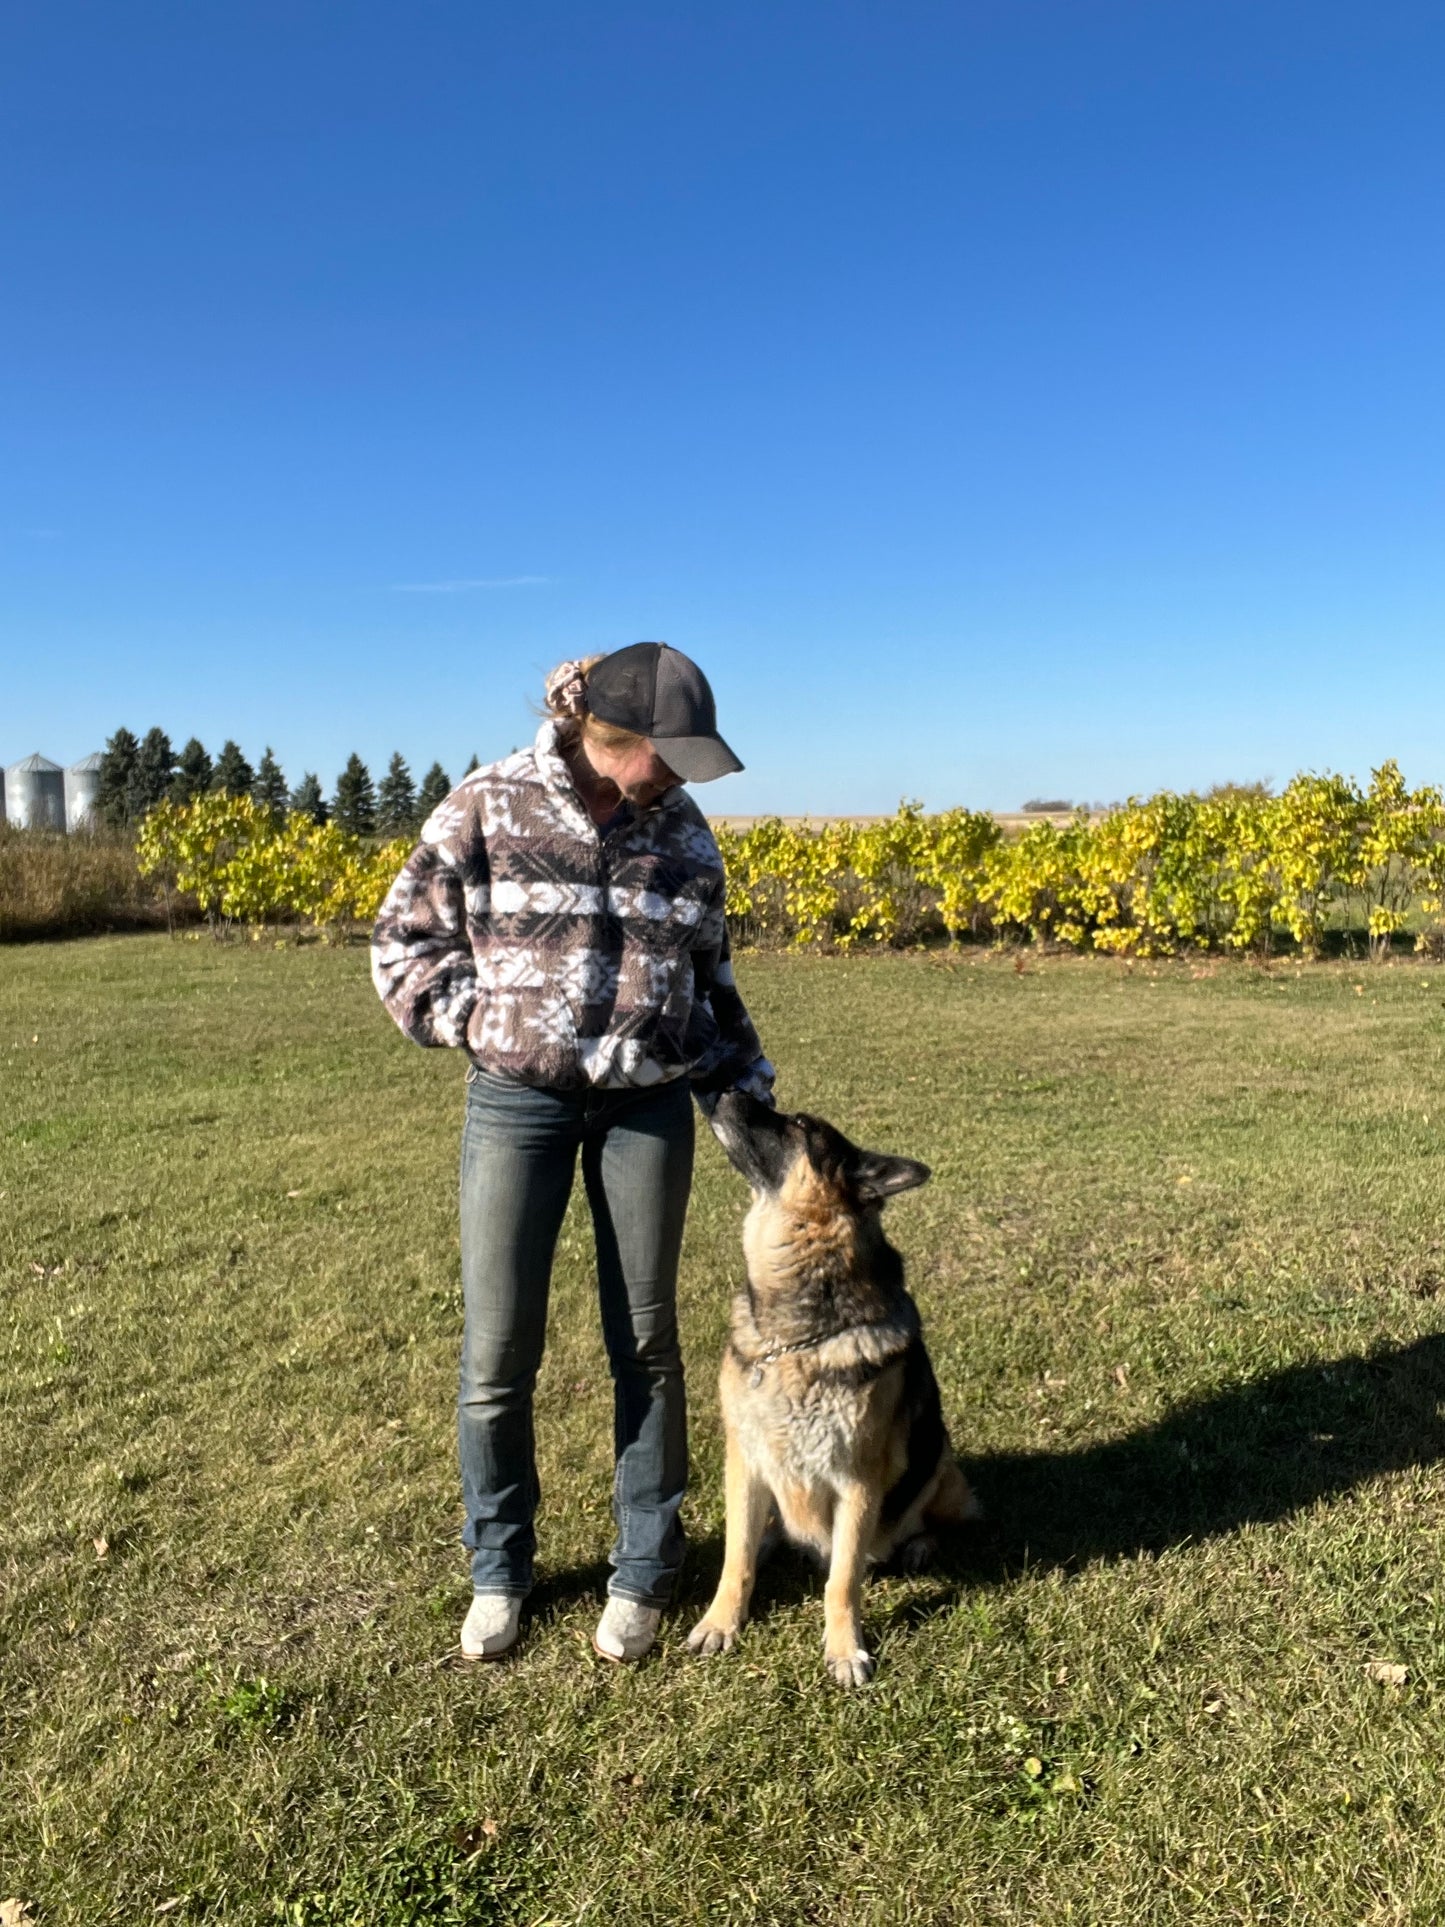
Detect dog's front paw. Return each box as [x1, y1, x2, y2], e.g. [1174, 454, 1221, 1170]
[825, 1646, 876, 1688]
[687, 1615, 741, 1657]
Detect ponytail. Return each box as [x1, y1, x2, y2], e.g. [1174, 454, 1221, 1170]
[541, 655, 647, 754]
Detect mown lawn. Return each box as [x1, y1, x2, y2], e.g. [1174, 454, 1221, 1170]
[5, 936, 1445, 1924]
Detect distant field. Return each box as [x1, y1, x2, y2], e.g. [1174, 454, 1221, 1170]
[0, 824, 174, 942]
[709, 810, 1094, 830]
[6, 937, 1445, 1923]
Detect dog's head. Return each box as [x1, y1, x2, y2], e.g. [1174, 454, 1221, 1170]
[708, 1089, 930, 1212]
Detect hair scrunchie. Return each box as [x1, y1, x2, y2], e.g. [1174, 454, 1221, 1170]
[544, 659, 588, 719]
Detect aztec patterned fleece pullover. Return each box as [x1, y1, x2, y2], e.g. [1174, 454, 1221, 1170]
[371, 720, 775, 1097]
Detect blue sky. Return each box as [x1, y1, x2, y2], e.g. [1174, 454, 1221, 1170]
[3, 1, 1442, 813]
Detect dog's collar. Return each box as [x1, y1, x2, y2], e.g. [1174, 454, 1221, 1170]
[750, 1331, 831, 1370]
[733, 1306, 918, 1387]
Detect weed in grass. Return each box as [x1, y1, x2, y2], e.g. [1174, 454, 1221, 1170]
[206, 1668, 295, 1739]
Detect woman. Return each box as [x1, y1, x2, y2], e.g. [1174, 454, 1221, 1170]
[371, 643, 773, 1664]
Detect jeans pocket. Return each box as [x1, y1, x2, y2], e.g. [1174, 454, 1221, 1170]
[466, 1062, 523, 1091]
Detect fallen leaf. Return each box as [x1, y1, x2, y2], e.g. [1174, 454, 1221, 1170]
[93, 1535, 109, 1560]
[1353, 984, 1365, 996]
[1, 1901, 37, 1927]
[1022, 1755, 1043, 1779]
[156, 1901, 186, 1917]
[285, 1189, 303, 1199]
[1176, 1174, 1193, 1185]
[1113, 1365, 1129, 1389]
[452, 1817, 500, 1855]
[1365, 1660, 1407, 1686]
[1203, 1697, 1225, 1715]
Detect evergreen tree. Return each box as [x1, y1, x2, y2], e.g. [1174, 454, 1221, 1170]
[171, 737, 213, 804]
[465, 751, 481, 774]
[128, 727, 175, 821]
[289, 772, 328, 825]
[96, 727, 140, 828]
[252, 746, 288, 818]
[332, 754, 376, 837]
[211, 740, 254, 797]
[416, 761, 452, 822]
[376, 752, 418, 838]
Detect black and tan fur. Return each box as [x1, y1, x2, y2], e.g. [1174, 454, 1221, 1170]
[688, 1091, 977, 1686]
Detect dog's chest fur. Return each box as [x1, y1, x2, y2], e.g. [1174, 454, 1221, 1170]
[722, 1329, 906, 1490]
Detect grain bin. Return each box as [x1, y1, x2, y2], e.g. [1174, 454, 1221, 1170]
[65, 752, 104, 831]
[5, 753, 66, 830]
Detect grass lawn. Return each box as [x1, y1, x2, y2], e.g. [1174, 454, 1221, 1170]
[5, 936, 1445, 1924]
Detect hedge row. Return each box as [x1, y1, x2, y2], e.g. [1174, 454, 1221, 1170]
[135, 794, 411, 937]
[19, 764, 1445, 958]
[716, 763, 1445, 957]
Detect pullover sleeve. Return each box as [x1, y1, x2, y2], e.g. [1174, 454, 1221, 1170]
[370, 802, 483, 1051]
[689, 874, 776, 1102]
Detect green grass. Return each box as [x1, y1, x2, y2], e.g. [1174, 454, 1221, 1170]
[5, 937, 1445, 1924]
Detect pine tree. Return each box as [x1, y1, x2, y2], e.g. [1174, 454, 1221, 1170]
[332, 754, 376, 837]
[289, 772, 328, 825]
[128, 727, 175, 821]
[252, 746, 288, 818]
[376, 752, 418, 838]
[211, 740, 254, 797]
[465, 752, 481, 774]
[416, 761, 452, 822]
[171, 737, 213, 804]
[96, 728, 140, 828]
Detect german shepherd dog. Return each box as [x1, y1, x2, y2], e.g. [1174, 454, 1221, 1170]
[688, 1091, 977, 1686]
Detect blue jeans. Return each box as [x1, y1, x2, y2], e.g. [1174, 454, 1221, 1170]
[458, 1068, 695, 1606]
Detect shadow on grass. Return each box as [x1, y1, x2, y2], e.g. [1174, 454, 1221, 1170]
[528, 1556, 615, 1618]
[537, 1337, 1445, 1631]
[931, 1332, 1445, 1597]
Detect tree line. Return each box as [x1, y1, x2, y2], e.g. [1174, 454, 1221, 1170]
[93, 729, 478, 838]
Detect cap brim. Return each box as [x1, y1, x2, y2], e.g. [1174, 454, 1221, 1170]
[649, 734, 744, 783]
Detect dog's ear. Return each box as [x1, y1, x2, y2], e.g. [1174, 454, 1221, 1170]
[851, 1151, 931, 1203]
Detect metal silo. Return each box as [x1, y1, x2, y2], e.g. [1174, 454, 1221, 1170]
[65, 752, 104, 831]
[5, 753, 67, 830]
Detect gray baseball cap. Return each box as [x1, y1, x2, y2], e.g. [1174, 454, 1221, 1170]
[585, 642, 743, 782]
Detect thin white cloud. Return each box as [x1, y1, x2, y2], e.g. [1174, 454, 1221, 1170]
[389, 575, 550, 593]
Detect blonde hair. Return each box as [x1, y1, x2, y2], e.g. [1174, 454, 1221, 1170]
[543, 654, 648, 754]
